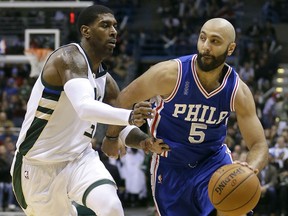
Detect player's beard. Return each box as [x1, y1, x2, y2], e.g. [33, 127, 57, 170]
[196, 49, 228, 72]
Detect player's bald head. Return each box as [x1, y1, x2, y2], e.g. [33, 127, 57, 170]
[201, 18, 236, 43]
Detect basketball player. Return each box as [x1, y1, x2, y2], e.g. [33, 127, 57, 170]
[102, 18, 269, 216]
[10, 5, 168, 216]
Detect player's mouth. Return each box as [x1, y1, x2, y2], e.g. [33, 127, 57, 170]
[107, 39, 116, 47]
[202, 54, 213, 59]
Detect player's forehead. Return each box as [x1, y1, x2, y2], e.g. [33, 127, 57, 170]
[95, 13, 117, 25]
[199, 28, 224, 41]
[200, 24, 226, 40]
[200, 19, 235, 42]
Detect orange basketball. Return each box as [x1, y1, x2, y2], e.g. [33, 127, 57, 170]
[208, 163, 261, 216]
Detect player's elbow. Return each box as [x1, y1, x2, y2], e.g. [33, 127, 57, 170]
[75, 104, 89, 121]
[72, 98, 93, 122]
[76, 106, 90, 121]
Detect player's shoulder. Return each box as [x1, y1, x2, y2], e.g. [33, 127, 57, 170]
[158, 59, 177, 66]
[234, 78, 255, 112]
[56, 43, 81, 57]
[50, 43, 85, 65]
[143, 60, 178, 96]
[150, 60, 178, 75]
[236, 78, 252, 97]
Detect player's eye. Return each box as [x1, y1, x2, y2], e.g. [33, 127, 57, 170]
[199, 35, 206, 41]
[211, 39, 220, 45]
[101, 22, 110, 28]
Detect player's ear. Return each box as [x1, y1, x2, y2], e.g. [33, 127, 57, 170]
[227, 42, 236, 56]
[81, 25, 90, 39]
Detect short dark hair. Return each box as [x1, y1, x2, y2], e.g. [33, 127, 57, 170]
[76, 5, 114, 35]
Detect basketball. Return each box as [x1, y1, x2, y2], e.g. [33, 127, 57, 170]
[208, 163, 261, 216]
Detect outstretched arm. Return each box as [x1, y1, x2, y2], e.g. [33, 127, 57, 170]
[124, 127, 170, 154]
[102, 60, 178, 158]
[101, 73, 150, 155]
[43, 45, 150, 126]
[105, 60, 178, 136]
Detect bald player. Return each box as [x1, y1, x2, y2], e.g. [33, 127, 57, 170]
[102, 18, 268, 216]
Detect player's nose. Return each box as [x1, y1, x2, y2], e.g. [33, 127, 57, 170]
[202, 40, 211, 52]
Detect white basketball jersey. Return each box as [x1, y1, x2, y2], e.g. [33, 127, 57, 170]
[16, 43, 107, 163]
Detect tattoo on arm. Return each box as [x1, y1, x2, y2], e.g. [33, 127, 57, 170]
[125, 128, 149, 149]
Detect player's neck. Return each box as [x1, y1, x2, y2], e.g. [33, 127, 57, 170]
[196, 65, 225, 93]
[79, 41, 102, 71]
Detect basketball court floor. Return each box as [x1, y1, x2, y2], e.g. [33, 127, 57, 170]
[0, 207, 152, 216]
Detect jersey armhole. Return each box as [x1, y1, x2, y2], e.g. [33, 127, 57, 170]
[230, 74, 239, 112]
[164, 59, 182, 103]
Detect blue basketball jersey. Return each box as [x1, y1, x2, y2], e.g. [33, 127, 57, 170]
[149, 54, 240, 216]
[149, 54, 239, 165]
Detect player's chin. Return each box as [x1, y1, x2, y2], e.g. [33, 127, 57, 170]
[106, 48, 114, 55]
[107, 43, 116, 50]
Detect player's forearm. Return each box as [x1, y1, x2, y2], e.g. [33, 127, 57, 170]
[64, 78, 133, 125]
[105, 101, 153, 137]
[105, 125, 125, 138]
[124, 127, 149, 149]
[246, 142, 268, 172]
[116, 86, 140, 109]
[104, 99, 134, 137]
[106, 125, 149, 149]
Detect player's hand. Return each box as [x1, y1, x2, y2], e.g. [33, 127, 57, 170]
[101, 137, 126, 159]
[129, 101, 154, 127]
[233, 161, 259, 175]
[140, 137, 170, 154]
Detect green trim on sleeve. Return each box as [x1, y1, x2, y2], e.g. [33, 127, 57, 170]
[82, 179, 116, 207]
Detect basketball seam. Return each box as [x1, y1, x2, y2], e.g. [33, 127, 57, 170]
[211, 165, 244, 204]
[212, 166, 254, 205]
[216, 174, 260, 212]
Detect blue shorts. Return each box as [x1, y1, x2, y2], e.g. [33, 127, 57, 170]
[150, 145, 233, 216]
[208, 209, 253, 216]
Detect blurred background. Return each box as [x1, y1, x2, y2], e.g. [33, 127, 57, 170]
[0, 0, 288, 216]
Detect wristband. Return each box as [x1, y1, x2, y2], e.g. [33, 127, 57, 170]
[128, 111, 134, 125]
[105, 135, 118, 141]
[119, 125, 137, 145]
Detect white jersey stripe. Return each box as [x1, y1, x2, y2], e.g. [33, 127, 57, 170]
[39, 98, 58, 110]
[230, 74, 239, 112]
[151, 154, 161, 216]
[164, 59, 182, 103]
[192, 55, 232, 99]
[35, 111, 51, 121]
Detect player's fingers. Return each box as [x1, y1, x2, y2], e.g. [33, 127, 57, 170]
[144, 142, 151, 155]
[233, 161, 257, 174]
[160, 143, 171, 151]
[101, 147, 113, 158]
[153, 139, 170, 150]
[135, 111, 154, 119]
[119, 145, 126, 158]
[233, 161, 246, 165]
[253, 168, 259, 175]
[153, 138, 163, 143]
[133, 119, 146, 127]
[133, 106, 154, 118]
[103, 151, 119, 159]
[107, 153, 119, 159]
[131, 113, 151, 125]
[134, 101, 151, 109]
